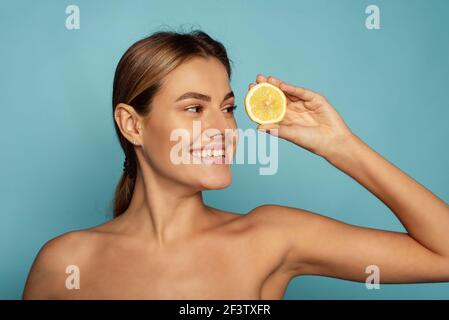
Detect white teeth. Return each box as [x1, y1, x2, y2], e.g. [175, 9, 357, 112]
[192, 148, 225, 158]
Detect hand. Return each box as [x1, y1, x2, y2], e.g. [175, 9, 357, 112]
[250, 75, 355, 159]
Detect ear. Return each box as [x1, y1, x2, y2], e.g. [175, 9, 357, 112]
[114, 103, 143, 145]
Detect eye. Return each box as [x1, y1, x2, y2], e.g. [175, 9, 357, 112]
[185, 105, 203, 113]
[223, 105, 237, 113]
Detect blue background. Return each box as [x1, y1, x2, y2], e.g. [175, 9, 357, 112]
[1, 0, 448, 299]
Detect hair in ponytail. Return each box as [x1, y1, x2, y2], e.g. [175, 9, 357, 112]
[111, 29, 232, 217]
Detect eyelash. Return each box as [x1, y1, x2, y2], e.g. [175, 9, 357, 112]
[186, 105, 237, 114]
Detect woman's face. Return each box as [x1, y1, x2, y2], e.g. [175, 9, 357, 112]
[140, 56, 238, 191]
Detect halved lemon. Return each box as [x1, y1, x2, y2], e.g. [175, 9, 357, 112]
[244, 82, 287, 124]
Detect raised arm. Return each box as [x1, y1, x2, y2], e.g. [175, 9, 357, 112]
[251, 75, 449, 283]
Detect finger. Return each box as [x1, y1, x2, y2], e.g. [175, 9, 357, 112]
[285, 101, 308, 113]
[256, 74, 267, 83]
[248, 83, 256, 90]
[279, 82, 316, 101]
[266, 75, 284, 87]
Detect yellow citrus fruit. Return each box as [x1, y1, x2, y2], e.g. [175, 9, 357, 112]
[244, 82, 287, 124]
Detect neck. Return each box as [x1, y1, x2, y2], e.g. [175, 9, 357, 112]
[119, 166, 214, 246]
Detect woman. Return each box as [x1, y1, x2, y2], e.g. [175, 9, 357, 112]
[23, 30, 449, 299]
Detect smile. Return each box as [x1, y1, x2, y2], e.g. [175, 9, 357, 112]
[190, 144, 226, 164]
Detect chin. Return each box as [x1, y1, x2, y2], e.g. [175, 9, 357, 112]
[199, 171, 232, 190]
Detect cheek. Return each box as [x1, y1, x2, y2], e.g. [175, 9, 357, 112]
[141, 119, 181, 167]
[143, 121, 195, 173]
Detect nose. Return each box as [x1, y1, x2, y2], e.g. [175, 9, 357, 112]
[203, 107, 234, 139]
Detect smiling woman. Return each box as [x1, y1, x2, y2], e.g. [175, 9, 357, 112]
[21, 29, 449, 300]
[110, 30, 236, 217]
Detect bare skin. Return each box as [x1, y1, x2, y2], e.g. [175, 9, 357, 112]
[22, 58, 449, 300]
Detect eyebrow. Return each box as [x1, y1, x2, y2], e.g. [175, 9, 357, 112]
[175, 91, 234, 103]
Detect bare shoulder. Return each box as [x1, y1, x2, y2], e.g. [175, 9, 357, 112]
[246, 204, 321, 228]
[247, 204, 359, 239]
[245, 204, 327, 261]
[241, 204, 325, 281]
[22, 228, 106, 299]
[246, 204, 315, 248]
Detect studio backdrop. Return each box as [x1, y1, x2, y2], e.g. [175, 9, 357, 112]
[1, 0, 448, 299]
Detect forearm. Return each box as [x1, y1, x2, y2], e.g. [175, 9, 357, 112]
[325, 134, 449, 257]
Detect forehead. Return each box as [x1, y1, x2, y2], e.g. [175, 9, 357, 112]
[157, 56, 231, 100]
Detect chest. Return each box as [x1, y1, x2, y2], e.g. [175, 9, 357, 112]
[64, 238, 279, 299]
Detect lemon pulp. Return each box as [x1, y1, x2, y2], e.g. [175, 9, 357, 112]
[245, 82, 286, 124]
